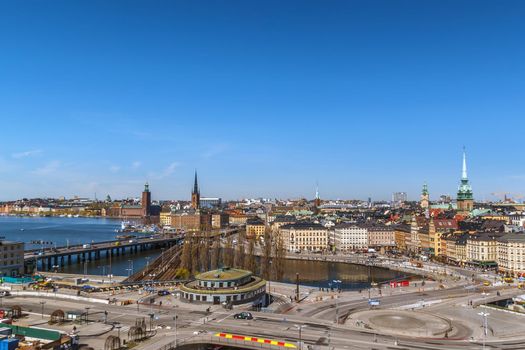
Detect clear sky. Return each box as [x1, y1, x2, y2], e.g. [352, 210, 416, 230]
[0, 1, 524, 201]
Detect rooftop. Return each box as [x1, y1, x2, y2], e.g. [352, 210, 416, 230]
[195, 268, 252, 282]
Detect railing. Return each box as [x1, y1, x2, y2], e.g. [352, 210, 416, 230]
[156, 335, 300, 350]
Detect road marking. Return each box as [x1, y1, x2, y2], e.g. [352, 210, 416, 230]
[215, 313, 233, 323]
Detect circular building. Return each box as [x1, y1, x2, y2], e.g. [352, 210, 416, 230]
[179, 267, 266, 305]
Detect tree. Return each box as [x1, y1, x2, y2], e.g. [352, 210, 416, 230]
[273, 232, 286, 280]
[210, 236, 220, 270]
[223, 235, 234, 268]
[191, 237, 200, 274]
[234, 231, 246, 269]
[261, 228, 273, 280]
[245, 238, 257, 273]
[180, 238, 192, 271]
[199, 233, 210, 272]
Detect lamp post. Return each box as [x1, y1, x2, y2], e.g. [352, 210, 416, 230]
[478, 311, 490, 350]
[85, 307, 91, 324]
[40, 301, 46, 319]
[333, 279, 342, 324]
[115, 323, 122, 340]
[173, 314, 178, 345]
[294, 324, 307, 350]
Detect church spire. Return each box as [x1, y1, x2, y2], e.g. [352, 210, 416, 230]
[193, 170, 199, 194]
[462, 147, 468, 180]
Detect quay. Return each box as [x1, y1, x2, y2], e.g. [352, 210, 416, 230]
[24, 234, 182, 271]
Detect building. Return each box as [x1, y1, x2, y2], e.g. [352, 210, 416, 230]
[497, 233, 525, 276]
[366, 224, 395, 252]
[0, 240, 24, 276]
[200, 197, 222, 209]
[392, 192, 407, 208]
[212, 213, 229, 229]
[333, 223, 368, 252]
[394, 224, 410, 253]
[457, 149, 474, 214]
[179, 267, 266, 305]
[279, 222, 328, 253]
[246, 218, 266, 239]
[270, 215, 296, 233]
[107, 183, 160, 221]
[171, 212, 212, 231]
[466, 232, 503, 267]
[420, 183, 429, 209]
[191, 171, 200, 210]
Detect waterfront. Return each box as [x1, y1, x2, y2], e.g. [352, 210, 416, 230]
[0, 216, 122, 248]
[2, 217, 410, 289]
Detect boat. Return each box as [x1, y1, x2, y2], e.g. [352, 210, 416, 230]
[116, 234, 136, 240]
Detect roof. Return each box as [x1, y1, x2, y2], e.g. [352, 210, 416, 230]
[498, 232, 525, 243]
[195, 268, 252, 282]
[280, 222, 326, 230]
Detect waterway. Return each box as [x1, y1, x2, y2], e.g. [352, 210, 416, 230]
[1, 216, 411, 289]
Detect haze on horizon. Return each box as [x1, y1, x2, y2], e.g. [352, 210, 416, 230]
[0, 1, 524, 202]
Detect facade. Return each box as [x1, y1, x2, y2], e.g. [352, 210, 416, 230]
[229, 214, 248, 226]
[394, 224, 410, 253]
[246, 218, 266, 239]
[466, 232, 503, 267]
[497, 233, 525, 276]
[333, 223, 368, 252]
[457, 150, 474, 214]
[200, 197, 222, 209]
[171, 212, 212, 231]
[160, 211, 171, 227]
[366, 224, 395, 250]
[179, 268, 266, 305]
[280, 223, 328, 252]
[0, 241, 24, 276]
[212, 213, 229, 229]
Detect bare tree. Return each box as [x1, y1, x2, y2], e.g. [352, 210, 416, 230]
[191, 237, 200, 274]
[223, 235, 234, 268]
[234, 231, 246, 269]
[273, 231, 286, 280]
[261, 228, 272, 280]
[199, 233, 210, 272]
[245, 237, 257, 273]
[210, 236, 220, 270]
[180, 237, 192, 271]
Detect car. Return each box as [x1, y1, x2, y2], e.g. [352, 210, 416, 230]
[233, 312, 253, 320]
[193, 330, 208, 335]
[157, 290, 170, 296]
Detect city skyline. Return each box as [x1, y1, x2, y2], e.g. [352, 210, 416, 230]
[1, 1, 524, 200]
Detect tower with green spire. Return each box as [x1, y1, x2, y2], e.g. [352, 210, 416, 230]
[420, 183, 429, 209]
[457, 148, 474, 213]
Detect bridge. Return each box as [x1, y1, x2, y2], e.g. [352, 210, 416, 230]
[24, 234, 183, 271]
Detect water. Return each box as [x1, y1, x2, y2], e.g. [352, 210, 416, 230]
[2, 216, 410, 289]
[0, 216, 122, 249]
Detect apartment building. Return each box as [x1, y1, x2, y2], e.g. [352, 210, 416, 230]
[279, 223, 328, 252]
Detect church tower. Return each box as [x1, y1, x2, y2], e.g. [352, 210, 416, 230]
[191, 171, 200, 210]
[314, 182, 321, 208]
[141, 182, 151, 217]
[457, 148, 474, 214]
[420, 183, 429, 209]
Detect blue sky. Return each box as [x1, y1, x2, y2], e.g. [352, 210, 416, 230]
[0, 1, 524, 201]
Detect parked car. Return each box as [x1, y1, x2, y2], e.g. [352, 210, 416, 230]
[157, 290, 170, 296]
[233, 312, 253, 320]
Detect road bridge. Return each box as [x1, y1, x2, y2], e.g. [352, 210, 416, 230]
[24, 234, 183, 271]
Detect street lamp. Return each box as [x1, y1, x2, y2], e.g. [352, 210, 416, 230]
[294, 324, 307, 350]
[115, 323, 122, 340]
[478, 311, 490, 350]
[85, 307, 91, 324]
[40, 301, 46, 319]
[173, 314, 178, 346]
[333, 280, 342, 324]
